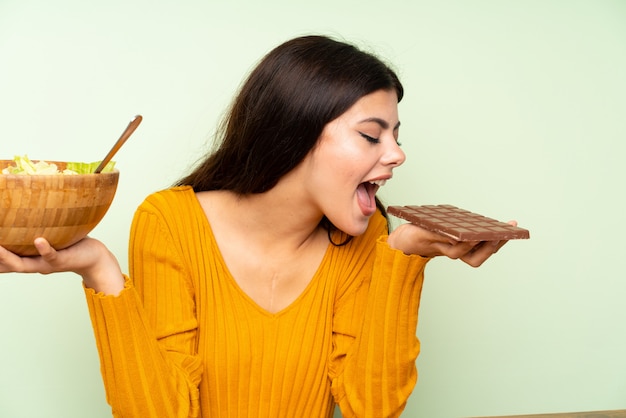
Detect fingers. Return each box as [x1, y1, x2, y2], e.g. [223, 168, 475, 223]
[435, 239, 509, 267]
[0, 244, 37, 274]
[460, 239, 509, 267]
[0, 245, 22, 273]
[434, 240, 479, 260]
[0, 238, 57, 275]
[388, 223, 511, 267]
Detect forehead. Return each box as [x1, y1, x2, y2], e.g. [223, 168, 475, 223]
[340, 89, 400, 126]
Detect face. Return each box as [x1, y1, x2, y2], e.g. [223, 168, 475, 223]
[299, 89, 406, 236]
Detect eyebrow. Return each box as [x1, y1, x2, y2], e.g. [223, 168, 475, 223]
[358, 117, 401, 130]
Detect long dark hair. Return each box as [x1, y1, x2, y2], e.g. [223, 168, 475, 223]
[177, 35, 403, 240]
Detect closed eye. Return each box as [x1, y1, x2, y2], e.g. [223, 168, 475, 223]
[359, 132, 380, 144]
[359, 131, 402, 147]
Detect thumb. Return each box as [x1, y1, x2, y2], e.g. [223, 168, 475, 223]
[33, 237, 58, 261]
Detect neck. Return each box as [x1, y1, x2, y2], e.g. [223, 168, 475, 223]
[206, 184, 326, 254]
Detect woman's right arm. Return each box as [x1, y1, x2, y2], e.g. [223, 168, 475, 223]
[0, 202, 203, 418]
[84, 204, 203, 417]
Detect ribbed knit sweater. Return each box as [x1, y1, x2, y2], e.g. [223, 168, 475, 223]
[84, 186, 428, 417]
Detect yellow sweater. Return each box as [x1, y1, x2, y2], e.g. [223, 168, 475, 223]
[84, 186, 428, 418]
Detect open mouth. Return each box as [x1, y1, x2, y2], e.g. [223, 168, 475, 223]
[356, 180, 386, 216]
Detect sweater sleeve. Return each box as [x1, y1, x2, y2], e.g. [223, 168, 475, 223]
[329, 233, 429, 418]
[84, 202, 203, 418]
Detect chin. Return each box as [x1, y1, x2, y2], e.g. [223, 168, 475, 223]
[325, 206, 373, 237]
[339, 218, 371, 237]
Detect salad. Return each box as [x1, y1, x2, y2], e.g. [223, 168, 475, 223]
[2, 155, 115, 175]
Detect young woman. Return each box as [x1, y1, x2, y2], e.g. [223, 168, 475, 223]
[0, 35, 510, 417]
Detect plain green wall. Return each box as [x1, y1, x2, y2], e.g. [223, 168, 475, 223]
[1, 1, 625, 417]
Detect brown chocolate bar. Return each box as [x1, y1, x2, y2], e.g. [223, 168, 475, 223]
[387, 204, 530, 241]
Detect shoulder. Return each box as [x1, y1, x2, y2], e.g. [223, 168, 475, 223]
[137, 185, 197, 216]
[327, 210, 388, 296]
[132, 186, 203, 233]
[131, 186, 208, 250]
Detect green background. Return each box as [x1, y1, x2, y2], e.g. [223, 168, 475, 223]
[1, 0, 625, 417]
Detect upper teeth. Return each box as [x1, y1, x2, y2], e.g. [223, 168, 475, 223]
[369, 179, 387, 187]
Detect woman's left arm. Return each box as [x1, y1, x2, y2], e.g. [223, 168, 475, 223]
[330, 219, 513, 417]
[330, 235, 428, 417]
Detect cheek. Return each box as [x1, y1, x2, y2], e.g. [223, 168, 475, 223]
[326, 143, 365, 174]
[314, 133, 368, 183]
[326, 158, 361, 186]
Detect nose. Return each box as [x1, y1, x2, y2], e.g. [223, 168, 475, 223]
[381, 138, 406, 167]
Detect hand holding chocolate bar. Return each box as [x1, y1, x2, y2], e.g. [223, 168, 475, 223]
[386, 204, 528, 267]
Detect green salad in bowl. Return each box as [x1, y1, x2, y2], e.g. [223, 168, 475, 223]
[2, 155, 115, 175]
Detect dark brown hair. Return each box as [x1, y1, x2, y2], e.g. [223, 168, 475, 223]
[177, 35, 403, 240]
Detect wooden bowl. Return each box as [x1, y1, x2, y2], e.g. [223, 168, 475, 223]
[0, 160, 119, 256]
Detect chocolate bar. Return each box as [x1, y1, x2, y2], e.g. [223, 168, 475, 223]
[387, 204, 530, 241]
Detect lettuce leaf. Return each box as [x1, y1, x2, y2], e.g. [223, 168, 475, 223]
[66, 160, 116, 174]
[2, 155, 115, 175]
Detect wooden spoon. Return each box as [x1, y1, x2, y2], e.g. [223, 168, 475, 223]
[94, 115, 143, 173]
